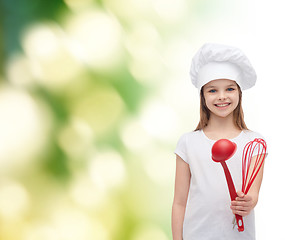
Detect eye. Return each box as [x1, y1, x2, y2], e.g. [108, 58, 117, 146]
[209, 89, 216, 93]
[227, 87, 235, 91]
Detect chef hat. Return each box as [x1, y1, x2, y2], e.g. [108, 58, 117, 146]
[190, 43, 257, 91]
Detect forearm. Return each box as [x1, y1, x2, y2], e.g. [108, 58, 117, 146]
[247, 161, 265, 209]
[172, 155, 190, 240]
[172, 202, 186, 240]
[247, 189, 259, 208]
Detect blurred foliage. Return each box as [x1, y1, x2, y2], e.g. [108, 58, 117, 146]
[0, 0, 189, 239]
[0, 0, 67, 55]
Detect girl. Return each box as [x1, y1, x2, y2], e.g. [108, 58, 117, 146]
[172, 43, 268, 240]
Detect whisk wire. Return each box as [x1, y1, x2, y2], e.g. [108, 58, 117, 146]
[242, 138, 267, 194]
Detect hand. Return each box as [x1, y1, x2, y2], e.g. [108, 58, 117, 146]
[230, 191, 257, 217]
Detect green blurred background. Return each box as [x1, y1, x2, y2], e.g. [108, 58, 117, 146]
[0, 0, 259, 239]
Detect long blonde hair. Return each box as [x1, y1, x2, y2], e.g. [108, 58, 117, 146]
[195, 85, 248, 131]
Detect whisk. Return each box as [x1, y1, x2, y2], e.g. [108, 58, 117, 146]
[242, 138, 267, 194]
[231, 138, 267, 231]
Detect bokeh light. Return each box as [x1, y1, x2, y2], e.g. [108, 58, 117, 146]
[0, 87, 50, 174]
[0, 179, 30, 220]
[65, 9, 123, 71]
[88, 150, 126, 191]
[22, 22, 83, 89]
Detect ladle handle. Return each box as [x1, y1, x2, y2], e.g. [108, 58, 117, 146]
[220, 161, 245, 232]
[236, 215, 244, 232]
[220, 161, 237, 200]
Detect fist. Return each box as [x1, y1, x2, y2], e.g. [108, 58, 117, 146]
[230, 191, 256, 217]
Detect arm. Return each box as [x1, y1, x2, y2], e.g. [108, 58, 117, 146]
[231, 154, 266, 216]
[172, 154, 191, 240]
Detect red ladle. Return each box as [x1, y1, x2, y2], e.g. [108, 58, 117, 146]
[212, 139, 244, 232]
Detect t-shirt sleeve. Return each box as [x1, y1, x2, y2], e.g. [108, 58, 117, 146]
[174, 133, 189, 164]
[251, 141, 267, 157]
[245, 132, 268, 158]
[251, 133, 269, 157]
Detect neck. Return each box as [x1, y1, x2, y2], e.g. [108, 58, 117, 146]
[205, 113, 240, 133]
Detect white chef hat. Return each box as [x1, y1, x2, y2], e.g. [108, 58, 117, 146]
[190, 43, 257, 91]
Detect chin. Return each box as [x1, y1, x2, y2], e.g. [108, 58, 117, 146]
[212, 111, 233, 118]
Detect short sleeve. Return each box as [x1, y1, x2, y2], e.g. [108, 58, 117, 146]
[244, 131, 269, 158]
[174, 133, 189, 164]
[252, 138, 268, 158]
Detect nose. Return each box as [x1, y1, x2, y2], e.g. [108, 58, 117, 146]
[218, 91, 227, 100]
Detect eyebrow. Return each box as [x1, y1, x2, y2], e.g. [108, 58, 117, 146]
[204, 84, 237, 89]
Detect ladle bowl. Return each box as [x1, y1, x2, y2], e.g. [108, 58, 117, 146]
[212, 139, 237, 162]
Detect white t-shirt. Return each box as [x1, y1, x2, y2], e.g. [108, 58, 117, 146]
[174, 130, 268, 240]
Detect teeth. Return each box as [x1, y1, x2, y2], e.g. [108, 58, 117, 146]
[216, 103, 229, 107]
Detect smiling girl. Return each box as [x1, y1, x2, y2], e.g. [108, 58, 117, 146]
[171, 43, 268, 240]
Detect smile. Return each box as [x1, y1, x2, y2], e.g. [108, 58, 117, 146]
[215, 103, 231, 107]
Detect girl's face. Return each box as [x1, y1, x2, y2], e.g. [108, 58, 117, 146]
[203, 79, 239, 119]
